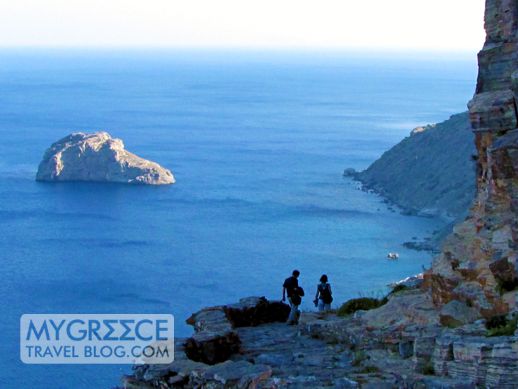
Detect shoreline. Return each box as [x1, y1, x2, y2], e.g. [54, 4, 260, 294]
[346, 173, 445, 254]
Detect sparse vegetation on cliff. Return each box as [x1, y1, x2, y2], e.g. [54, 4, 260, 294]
[486, 315, 518, 337]
[336, 296, 388, 316]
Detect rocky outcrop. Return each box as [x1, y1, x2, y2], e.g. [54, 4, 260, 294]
[123, 297, 301, 389]
[36, 132, 175, 185]
[123, 293, 518, 389]
[433, 332, 518, 388]
[439, 300, 480, 328]
[183, 297, 290, 365]
[302, 288, 518, 388]
[430, 0, 518, 319]
[124, 342, 273, 389]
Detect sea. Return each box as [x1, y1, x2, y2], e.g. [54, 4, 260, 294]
[0, 49, 478, 388]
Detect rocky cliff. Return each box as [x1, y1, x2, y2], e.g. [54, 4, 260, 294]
[123, 292, 518, 388]
[430, 0, 518, 319]
[356, 112, 475, 222]
[121, 2, 518, 388]
[36, 132, 175, 185]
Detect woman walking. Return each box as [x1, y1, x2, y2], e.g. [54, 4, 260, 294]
[314, 274, 333, 311]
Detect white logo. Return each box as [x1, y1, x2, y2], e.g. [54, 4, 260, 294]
[20, 314, 174, 364]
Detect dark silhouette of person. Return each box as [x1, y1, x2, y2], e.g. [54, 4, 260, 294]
[314, 274, 333, 311]
[283, 270, 303, 324]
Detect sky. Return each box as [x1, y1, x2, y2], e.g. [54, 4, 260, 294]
[0, 0, 486, 51]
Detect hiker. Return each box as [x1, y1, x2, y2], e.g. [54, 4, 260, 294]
[314, 274, 333, 311]
[282, 269, 304, 325]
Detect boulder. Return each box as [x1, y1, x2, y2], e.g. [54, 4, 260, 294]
[36, 132, 174, 185]
[224, 297, 290, 327]
[361, 290, 440, 329]
[186, 307, 233, 333]
[184, 331, 241, 365]
[184, 297, 290, 365]
[186, 297, 290, 332]
[439, 300, 480, 328]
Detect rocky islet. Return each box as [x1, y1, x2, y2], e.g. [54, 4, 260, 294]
[36, 132, 175, 185]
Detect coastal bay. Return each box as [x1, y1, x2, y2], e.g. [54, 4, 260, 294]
[0, 50, 476, 388]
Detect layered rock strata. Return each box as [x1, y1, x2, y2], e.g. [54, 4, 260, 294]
[430, 0, 518, 318]
[123, 292, 518, 388]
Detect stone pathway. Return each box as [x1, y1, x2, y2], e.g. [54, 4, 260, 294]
[122, 295, 518, 388]
[123, 297, 360, 388]
[235, 322, 354, 388]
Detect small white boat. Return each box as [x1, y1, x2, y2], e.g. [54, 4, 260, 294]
[387, 252, 399, 260]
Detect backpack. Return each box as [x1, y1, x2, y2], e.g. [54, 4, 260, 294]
[290, 287, 304, 305]
[283, 276, 298, 298]
[319, 283, 333, 304]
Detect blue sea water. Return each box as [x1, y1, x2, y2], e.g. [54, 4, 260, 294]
[0, 50, 477, 388]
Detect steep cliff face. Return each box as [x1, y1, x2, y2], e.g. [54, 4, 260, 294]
[431, 0, 518, 317]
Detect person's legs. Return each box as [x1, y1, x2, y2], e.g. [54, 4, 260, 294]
[287, 298, 298, 324]
[324, 303, 331, 311]
[318, 300, 325, 312]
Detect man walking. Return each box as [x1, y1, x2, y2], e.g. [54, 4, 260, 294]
[282, 269, 302, 325]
